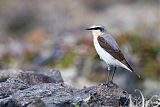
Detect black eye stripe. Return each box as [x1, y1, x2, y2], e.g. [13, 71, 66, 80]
[86, 27, 104, 31]
[94, 27, 98, 30]
[93, 27, 104, 31]
[94, 27, 101, 30]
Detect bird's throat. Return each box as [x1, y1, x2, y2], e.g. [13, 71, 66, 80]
[92, 30, 101, 37]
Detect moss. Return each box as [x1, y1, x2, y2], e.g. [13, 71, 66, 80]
[143, 60, 160, 80]
[23, 52, 39, 64]
[2, 54, 16, 65]
[57, 51, 77, 68]
[74, 103, 80, 107]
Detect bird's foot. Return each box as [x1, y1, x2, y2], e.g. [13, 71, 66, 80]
[105, 80, 118, 88]
[106, 80, 113, 85]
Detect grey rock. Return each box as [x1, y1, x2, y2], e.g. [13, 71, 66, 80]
[17, 71, 52, 85]
[88, 81, 128, 107]
[12, 83, 78, 106]
[0, 78, 29, 99]
[0, 97, 20, 107]
[0, 69, 22, 82]
[17, 70, 62, 85]
[26, 98, 46, 107]
[0, 69, 130, 107]
[42, 68, 64, 83]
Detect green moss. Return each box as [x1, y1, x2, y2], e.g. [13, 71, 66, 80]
[74, 103, 80, 107]
[143, 60, 160, 80]
[148, 46, 160, 57]
[58, 51, 77, 68]
[24, 52, 39, 64]
[3, 54, 13, 64]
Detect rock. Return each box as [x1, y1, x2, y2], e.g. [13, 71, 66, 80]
[0, 69, 130, 107]
[0, 78, 29, 99]
[8, 82, 128, 107]
[0, 68, 64, 84]
[0, 69, 22, 82]
[12, 83, 78, 106]
[42, 68, 64, 83]
[119, 91, 129, 106]
[0, 97, 20, 107]
[17, 71, 53, 85]
[17, 69, 63, 85]
[88, 81, 129, 107]
[26, 99, 46, 107]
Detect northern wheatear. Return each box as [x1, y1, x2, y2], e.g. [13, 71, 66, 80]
[86, 25, 139, 81]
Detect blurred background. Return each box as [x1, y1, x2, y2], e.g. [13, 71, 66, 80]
[0, 0, 159, 96]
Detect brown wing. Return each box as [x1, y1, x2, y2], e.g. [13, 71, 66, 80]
[97, 36, 133, 71]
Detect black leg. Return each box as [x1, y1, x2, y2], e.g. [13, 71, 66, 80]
[111, 66, 116, 81]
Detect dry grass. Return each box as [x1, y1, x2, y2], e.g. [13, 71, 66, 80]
[129, 90, 160, 107]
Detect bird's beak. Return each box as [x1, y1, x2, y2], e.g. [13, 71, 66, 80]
[85, 28, 93, 30]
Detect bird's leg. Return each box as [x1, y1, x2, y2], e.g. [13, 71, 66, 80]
[107, 65, 111, 82]
[111, 66, 116, 81]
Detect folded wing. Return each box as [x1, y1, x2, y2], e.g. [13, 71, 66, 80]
[97, 35, 133, 72]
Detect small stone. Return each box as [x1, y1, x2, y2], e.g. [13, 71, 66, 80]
[42, 68, 64, 83]
[27, 99, 46, 107]
[17, 71, 56, 85]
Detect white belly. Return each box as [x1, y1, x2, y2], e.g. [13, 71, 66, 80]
[93, 37, 116, 65]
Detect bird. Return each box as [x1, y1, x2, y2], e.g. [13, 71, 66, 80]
[86, 24, 139, 81]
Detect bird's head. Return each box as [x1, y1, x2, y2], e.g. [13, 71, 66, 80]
[86, 24, 106, 37]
